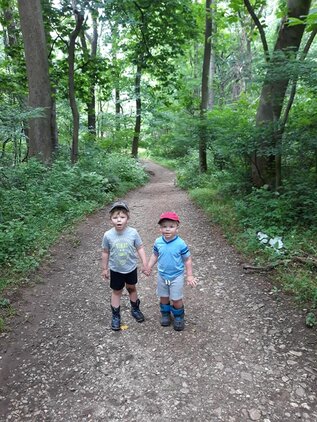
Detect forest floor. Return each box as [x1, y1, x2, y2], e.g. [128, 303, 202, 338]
[0, 160, 317, 422]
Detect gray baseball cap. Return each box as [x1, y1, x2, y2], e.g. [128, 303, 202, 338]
[109, 200, 129, 213]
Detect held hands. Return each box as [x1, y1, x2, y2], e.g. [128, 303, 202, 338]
[141, 265, 152, 277]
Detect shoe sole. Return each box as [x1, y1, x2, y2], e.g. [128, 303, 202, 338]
[133, 317, 145, 323]
[131, 312, 145, 323]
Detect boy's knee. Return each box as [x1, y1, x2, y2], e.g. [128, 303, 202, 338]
[126, 285, 136, 294]
[172, 299, 183, 308]
[113, 289, 123, 297]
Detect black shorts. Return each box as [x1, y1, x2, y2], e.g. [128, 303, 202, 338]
[110, 268, 138, 291]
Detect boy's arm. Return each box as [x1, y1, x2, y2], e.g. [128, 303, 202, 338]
[148, 253, 158, 270]
[136, 245, 148, 273]
[101, 249, 110, 279]
[184, 256, 197, 286]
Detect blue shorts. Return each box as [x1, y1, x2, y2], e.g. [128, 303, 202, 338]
[157, 273, 184, 301]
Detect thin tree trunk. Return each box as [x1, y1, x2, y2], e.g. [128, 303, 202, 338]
[88, 12, 98, 135]
[80, 11, 98, 136]
[111, 23, 122, 131]
[207, 0, 216, 109]
[199, 0, 212, 173]
[132, 63, 142, 158]
[69, 8, 84, 164]
[115, 88, 121, 131]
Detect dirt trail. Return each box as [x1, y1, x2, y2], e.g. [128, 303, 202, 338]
[0, 161, 317, 422]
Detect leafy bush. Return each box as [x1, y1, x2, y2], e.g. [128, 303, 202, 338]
[235, 181, 317, 237]
[0, 152, 148, 279]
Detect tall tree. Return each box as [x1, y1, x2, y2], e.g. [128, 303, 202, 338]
[68, 3, 84, 164]
[245, 0, 312, 189]
[17, 0, 55, 162]
[80, 8, 98, 135]
[199, 0, 212, 173]
[208, 0, 216, 109]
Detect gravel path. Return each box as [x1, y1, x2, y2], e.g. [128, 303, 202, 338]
[0, 160, 317, 422]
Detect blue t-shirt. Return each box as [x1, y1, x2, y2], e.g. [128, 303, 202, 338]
[153, 235, 190, 280]
[102, 226, 143, 273]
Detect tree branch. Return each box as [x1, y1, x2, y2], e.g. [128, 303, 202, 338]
[243, 254, 317, 272]
[243, 0, 270, 62]
[279, 28, 317, 131]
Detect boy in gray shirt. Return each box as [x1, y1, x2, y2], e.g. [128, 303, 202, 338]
[101, 201, 148, 330]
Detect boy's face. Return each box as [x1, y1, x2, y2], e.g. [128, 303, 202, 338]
[110, 210, 129, 232]
[159, 219, 179, 240]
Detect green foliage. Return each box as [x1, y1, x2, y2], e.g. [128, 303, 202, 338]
[235, 181, 317, 236]
[146, 110, 198, 159]
[175, 150, 213, 190]
[282, 270, 317, 308]
[0, 151, 148, 286]
[0, 104, 45, 164]
[306, 312, 317, 328]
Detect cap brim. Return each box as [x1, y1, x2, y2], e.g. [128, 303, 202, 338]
[110, 203, 129, 212]
[158, 218, 179, 224]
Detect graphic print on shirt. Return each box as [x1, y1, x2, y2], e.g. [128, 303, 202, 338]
[112, 239, 134, 268]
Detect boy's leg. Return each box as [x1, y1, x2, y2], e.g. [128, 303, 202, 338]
[170, 274, 185, 331]
[171, 299, 185, 331]
[126, 269, 144, 323]
[157, 274, 171, 326]
[110, 270, 125, 331]
[160, 297, 171, 326]
[111, 290, 123, 331]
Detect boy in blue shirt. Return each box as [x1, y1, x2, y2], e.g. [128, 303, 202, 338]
[147, 212, 197, 331]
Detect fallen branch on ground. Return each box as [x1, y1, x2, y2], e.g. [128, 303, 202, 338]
[243, 255, 317, 273]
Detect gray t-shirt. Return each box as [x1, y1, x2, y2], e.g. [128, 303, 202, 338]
[101, 226, 143, 273]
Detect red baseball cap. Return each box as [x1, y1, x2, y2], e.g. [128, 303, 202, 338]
[158, 212, 180, 224]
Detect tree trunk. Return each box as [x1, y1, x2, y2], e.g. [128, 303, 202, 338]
[111, 23, 122, 131]
[199, 0, 212, 173]
[115, 88, 121, 131]
[252, 0, 312, 189]
[207, 0, 216, 109]
[132, 63, 142, 158]
[80, 11, 98, 136]
[69, 8, 84, 164]
[89, 12, 98, 135]
[17, 0, 54, 163]
[3, 8, 18, 48]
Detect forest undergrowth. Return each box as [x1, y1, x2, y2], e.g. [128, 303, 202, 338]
[0, 150, 148, 331]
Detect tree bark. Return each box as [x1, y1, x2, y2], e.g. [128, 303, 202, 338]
[17, 0, 54, 163]
[88, 12, 98, 135]
[208, 0, 216, 109]
[132, 63, 142, 158]
[199, 0, 212, 173]
[69, 7, 84, 164]
[252, 0, 312, 189]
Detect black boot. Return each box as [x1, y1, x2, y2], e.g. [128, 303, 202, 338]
[171, 306, 185, 331]
[111, 305, 121, 331]
[130, 299, 145, 322]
